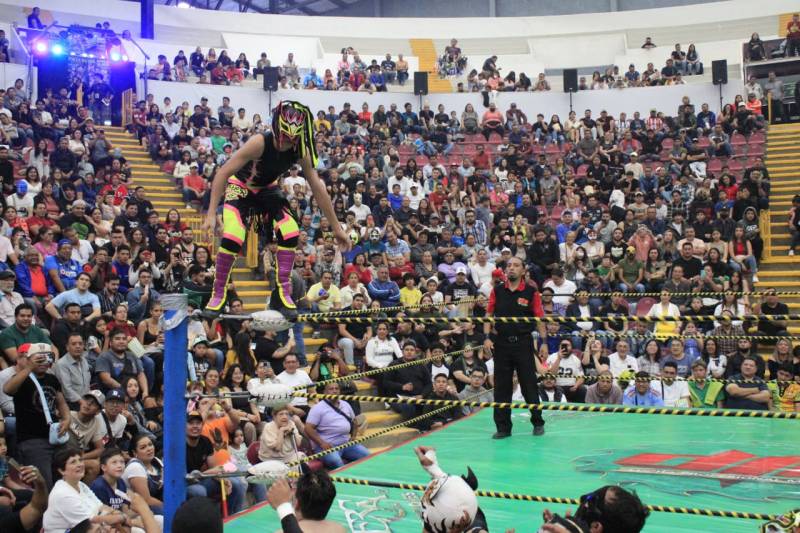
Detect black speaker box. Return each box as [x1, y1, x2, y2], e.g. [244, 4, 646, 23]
[563, 68, 578, 93]
[414, 71, 428, 95]
[263, 66, 279, 91]
[712, 60, 727, 85]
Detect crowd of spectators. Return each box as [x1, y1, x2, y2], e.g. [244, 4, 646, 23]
[1, 40, 800, 529]
[147, 46, 410, 93]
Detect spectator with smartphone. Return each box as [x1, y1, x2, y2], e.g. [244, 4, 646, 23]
[3, 342, 69, 488]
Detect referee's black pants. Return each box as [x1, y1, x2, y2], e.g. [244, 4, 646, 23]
[493, 337, 545, 433]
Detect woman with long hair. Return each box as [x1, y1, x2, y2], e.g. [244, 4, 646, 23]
[647, 290, 681, 339]
[746, 32, 766, 62]
[202, 367, 223, 397]
[223, 364, 263, 445]
[343, 252, 372, 286]
[231, 331, 257, 377]
[123, 376, 160, 440]
[768, 338, 795, 379]
[728, 225, 758, 281]
[33, 225, 57, 258]
[123, 434, 164, 515]
[110, 303, 137, 338]
[164, 208, 187, 244]
[701, 338, 727, 379]
[637, 339, 662, 377]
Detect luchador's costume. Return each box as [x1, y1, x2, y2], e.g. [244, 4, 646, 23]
[206, 101, 317, 319]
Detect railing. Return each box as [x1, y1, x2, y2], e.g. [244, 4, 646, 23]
[121, 88, 134, 129]
[761, 207, 772, 260]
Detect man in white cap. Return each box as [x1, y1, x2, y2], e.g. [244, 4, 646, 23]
[2, 342, 69, 487]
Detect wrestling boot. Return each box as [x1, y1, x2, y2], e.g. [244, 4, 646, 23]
[202, 250, 236, 319]
[269, 248, 298, 322]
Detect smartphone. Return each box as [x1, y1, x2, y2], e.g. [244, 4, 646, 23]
[7, 459, 33, 489]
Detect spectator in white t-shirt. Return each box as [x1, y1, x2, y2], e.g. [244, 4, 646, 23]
[545, 339, 586, 402]
[543, 268, 577, 306]
[365, 322, 402, 370]
[608, 339, 640, 378]
[275, 354, 314, 417]
[348, 193, 372, 223]
[651, 361, 690, 407]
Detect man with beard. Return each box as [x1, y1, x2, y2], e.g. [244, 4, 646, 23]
[483, 256, 545, 439]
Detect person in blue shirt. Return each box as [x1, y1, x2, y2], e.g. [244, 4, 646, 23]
[623, 372, 665, 406]
[302, 68, 322, 88]
[388, 183, 404, 211]
[111, 245, 133, 294]
[45, 272, 102, 321]
[401, 103, 421, 134]
[90, 447, 130, 512]
[555, 210, 578, 244]
[367, 266, 400, 307]
[43, 239, 81, 295]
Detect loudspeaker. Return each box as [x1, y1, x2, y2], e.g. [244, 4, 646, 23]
[563, 68, 578, 93]
[711, 60, 727, 85]
[263, 67, 279, 91]
[413, 71, 428, 95]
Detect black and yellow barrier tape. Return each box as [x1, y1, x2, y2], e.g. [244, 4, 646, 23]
[297, 392, 800, 419]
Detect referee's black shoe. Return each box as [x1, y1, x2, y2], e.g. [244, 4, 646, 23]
[533, 426, 545, 436]
[492, 431, 511, 439]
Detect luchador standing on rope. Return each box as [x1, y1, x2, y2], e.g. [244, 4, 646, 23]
[203, 100, 349, 320]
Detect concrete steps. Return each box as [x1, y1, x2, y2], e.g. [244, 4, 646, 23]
[759, 123, 800, 346]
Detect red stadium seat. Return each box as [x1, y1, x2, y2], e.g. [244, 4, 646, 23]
[635, 297, 656, 317]
[747, 144, 764, 158]
[749, 131, 765, 144]
[707, 158, 722, 174]
[730, 133, 746, 146]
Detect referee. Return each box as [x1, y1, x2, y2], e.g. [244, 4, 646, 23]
[483, 256, 546, 439]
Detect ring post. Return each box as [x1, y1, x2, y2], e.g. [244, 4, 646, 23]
[161, 293, 189, 533]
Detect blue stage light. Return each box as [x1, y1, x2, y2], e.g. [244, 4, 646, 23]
[51, 43, 64, 56]
[110, 52, 121, 62]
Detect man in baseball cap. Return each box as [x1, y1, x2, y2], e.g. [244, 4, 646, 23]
[3, 341, 68, 487]
[67, 390, 106, 481]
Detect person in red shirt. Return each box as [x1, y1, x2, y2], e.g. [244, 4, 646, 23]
[787, 13, 800, 57]
[745, 93, 763, 115]
[26, 202, 57, 238]
[472, 144, 490, 171]
[182, 162, 207, 208]
[483, 256, 546, 439]
[428, 181, 447, 211]
[481, 103, 504, 141]
[99, 173, 128, 206]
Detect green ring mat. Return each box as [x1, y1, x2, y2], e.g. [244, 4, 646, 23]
[225, 408, 799, 531]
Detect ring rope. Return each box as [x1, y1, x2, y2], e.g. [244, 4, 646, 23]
[295, 313, 800, 324]
[187, 459, 778, 521]
[546, 331, 800, 340]
[284, 387, 494, 468]
[539, 374, 795, 385]
[296, 474, 780, 521]
[299, 297, 481, 319]
[297, 392, 800, 419]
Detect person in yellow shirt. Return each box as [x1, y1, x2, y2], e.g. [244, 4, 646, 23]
[399, 273, 422, 310]
[768, 364, 800, 413]
[306, 271, 342, 314]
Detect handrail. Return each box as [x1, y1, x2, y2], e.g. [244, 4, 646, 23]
[760, 207, 772, 260]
